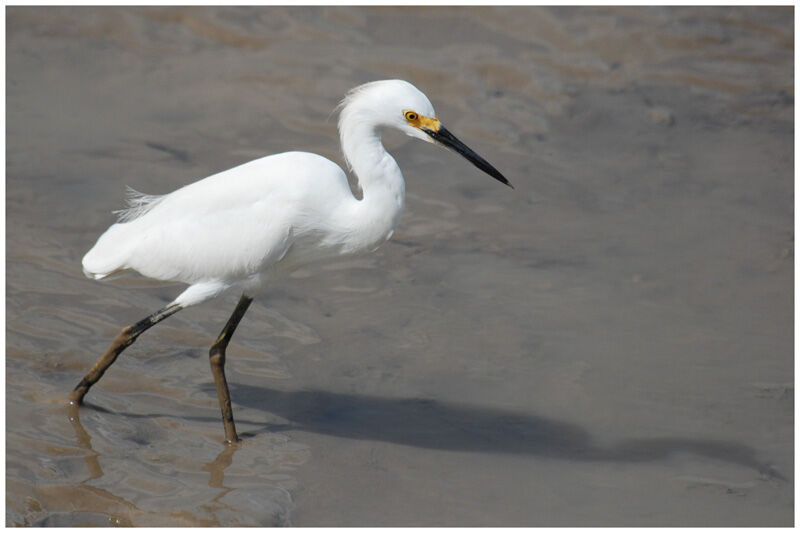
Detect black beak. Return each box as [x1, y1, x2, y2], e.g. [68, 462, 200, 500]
[424, 125, 513, 189]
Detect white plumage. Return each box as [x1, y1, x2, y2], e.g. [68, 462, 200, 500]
[83, 152, 356, 305]
[82, 80, 460, 307]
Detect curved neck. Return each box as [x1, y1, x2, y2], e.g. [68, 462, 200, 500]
[340, 115, 405, 210]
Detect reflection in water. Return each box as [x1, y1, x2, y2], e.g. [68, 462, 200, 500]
[28, 406, 139, 526]
[202, 443, 238, 489]
[61, 403, 298, 526]
[64, 404, 247, 526]
[63, 404, 140, 526]
[67, 404, 104, 482]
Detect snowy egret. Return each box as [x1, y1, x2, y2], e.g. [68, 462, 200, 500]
[71, 79, 511, 443]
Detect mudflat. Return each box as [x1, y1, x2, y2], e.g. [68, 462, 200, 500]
[6, 6, 793, 526]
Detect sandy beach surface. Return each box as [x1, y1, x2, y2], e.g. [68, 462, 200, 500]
[6, 6, 793, 526]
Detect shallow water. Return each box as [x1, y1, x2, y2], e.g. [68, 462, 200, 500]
[6, 6, 793, 526]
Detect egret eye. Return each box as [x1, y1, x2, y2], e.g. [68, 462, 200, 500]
[404, 111, 418, 122]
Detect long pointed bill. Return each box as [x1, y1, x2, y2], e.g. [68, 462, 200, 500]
[423, 125, 513, 188]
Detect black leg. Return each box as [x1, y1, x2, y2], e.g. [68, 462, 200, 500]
[209, 294, 253, 443]
[69, 303, 182, 405]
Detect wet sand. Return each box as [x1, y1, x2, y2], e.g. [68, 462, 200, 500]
[6, 6, 793, 526]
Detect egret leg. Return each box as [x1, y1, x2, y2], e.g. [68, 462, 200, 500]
[69, 303, 182, 405]
[209, 294, 253, 444]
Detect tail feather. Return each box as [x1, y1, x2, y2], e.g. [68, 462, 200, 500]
[81, 223, 132, 280]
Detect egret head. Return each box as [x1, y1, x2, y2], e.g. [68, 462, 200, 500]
[339, 80, 512, 188]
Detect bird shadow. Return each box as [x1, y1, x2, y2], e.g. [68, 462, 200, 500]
[224, 383, 784, 480]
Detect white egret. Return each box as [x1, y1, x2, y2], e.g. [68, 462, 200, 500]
[71, 79, 511, 443]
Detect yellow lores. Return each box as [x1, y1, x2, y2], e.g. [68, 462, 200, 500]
[404, 110, 441, 132]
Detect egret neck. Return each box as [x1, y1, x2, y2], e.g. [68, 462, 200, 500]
[339, 108, 406, 250]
